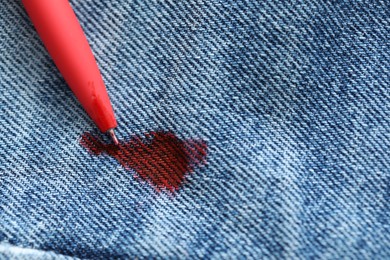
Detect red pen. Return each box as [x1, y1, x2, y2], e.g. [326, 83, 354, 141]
[22, 0, 119, 144]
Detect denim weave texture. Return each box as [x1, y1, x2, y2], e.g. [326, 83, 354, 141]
[0, 0, 390, 259]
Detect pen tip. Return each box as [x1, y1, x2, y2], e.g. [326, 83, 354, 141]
[107, 129, 119, 145]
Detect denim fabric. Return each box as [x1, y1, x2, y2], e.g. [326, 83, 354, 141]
[1, 0, 390, 259]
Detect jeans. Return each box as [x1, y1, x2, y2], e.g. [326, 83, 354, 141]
[0, 0, 389, 258]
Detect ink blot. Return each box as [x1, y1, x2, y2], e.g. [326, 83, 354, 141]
[80, 131, 207, 192]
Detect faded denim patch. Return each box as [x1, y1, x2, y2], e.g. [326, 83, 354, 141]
[0, 0, 389, 259]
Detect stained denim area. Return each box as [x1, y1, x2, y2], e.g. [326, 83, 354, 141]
[0, 0, 389, 259]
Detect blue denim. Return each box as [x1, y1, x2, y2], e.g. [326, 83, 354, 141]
[1, 0, 389, 258]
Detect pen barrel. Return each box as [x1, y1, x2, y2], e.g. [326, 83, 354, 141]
[22, 0, 117, 132]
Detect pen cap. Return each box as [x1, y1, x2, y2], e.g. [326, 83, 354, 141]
[22, 0, 117, 132]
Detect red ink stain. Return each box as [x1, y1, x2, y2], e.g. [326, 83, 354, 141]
[80, 131, 207, 192]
